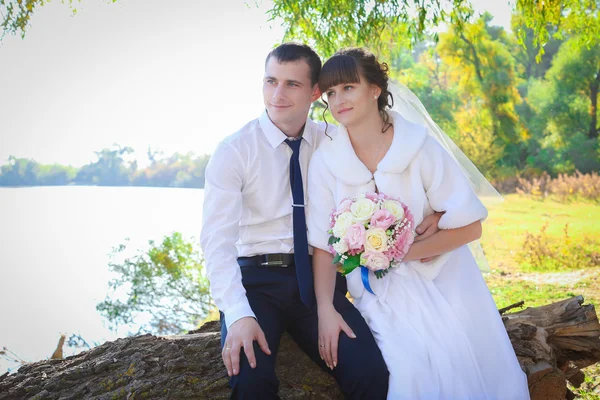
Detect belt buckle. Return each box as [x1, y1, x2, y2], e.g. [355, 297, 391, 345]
[261, 260, 285, 267]
[260, 254, 288, 267]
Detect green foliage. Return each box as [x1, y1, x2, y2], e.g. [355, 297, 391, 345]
[341, 254, 360, 275]
[1, 0, 116, 38]
[395, 48, 461, 135]
[0, 0, 41, 38]
[0, 155, 77, 186]
[452, 102, 505, 177]
[522, 37, 600, 173]
[4, 0, 598, 57]
[511, 14, 563, 80]
[0, 145, 211, 188]
[96, 232, 214, 335]
[268, 0, 470, 58]
[266, 0, 600, 60]
[75, 145, 136, 186]
[437, 14, 523, 146]
[516, 0, 600, 58]
[516, 222, 600, 272]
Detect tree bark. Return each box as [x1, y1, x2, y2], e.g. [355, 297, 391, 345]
[1, 296, 599, 400]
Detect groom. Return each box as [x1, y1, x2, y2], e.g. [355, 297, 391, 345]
[200, 42, 441, 399]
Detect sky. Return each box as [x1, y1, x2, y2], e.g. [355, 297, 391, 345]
[0, 0, 513, 168]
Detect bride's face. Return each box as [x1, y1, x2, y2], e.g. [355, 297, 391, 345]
[323, 76, 381, 126]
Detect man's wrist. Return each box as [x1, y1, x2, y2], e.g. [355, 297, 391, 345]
[224, 302, 256, 330]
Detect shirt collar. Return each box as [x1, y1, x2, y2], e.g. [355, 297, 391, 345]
[259, 110, 314, 148]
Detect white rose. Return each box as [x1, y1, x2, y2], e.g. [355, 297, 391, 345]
[350, 198, 377, 222]
[383, 200, 405, 221]
[364, 228, 389, 253]
[332, 239, 349, 254]
[332, 212, 355, 238]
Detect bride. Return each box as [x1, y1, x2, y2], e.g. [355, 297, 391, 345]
[306, 47, 530, 399]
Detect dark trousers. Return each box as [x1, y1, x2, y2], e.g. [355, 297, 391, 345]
[220, 261, 389, 399]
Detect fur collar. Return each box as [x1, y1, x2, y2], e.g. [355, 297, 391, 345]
[319, 111, 428, 185]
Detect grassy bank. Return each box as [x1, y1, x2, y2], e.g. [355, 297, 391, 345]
[481, 194, 600, 398]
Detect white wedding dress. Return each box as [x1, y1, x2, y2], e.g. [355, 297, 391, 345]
[306, 111, 530, 400]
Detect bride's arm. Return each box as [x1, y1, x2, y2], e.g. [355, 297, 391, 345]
[313, 247, 336, 311]
[306, 150, 356, 370]
[402, 220, 482, 262]
[313, 247, 356, 370]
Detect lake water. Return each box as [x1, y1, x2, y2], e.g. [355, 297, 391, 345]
[0, 186, 204, 374]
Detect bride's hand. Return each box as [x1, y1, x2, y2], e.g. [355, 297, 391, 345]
[317, 304, 356, 370]
[414, 211, 444, 262]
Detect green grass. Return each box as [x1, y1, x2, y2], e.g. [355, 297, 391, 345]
[481, 194, 600, 272]
[487, 277, 600, 309]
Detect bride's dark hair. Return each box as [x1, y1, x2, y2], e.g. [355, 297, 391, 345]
[318, 47, 394, 133]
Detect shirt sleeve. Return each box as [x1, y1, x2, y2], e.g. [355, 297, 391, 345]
[306, 150, 336, 252]
[200, 141, 255, 329]
[418, 136, 488, 229]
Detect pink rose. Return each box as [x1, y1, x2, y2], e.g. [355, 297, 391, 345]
[394, 229, 415, 258]
[363, 252, 390, 271]
[337, 198, 353, 214]
[345, 223, 366, 251]
[384, 205, 416, 262]
[365, 192, 379, 202]
[370, 209, 396, 230]
[365, 192, 389, 202]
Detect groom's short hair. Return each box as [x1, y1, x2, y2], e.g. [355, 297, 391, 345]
[266, 43, 322, 86]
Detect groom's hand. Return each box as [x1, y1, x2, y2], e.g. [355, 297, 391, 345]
[222, 317, 271, 377]
[414, 211, 444, 262]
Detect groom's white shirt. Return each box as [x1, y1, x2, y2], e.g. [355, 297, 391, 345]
[200, 111, 333, 329]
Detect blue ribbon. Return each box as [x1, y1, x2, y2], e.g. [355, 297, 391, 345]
[361, 266, 375, 295]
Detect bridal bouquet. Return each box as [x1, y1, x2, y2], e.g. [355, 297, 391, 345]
[328, 192, 415, 279]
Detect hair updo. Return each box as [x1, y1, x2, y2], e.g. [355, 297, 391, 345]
[318, 47, 394, 130]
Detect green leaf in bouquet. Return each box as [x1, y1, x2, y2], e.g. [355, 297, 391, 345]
[341, 255, 360, 276]
[332, 253, 342, 265]
[328, 235, 340, 245]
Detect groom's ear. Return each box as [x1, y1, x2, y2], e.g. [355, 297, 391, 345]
[311, 84, 321, 102]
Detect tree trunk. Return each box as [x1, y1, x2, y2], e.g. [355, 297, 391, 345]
[589, 66, 599, 139]
[1, 296, 599, 400]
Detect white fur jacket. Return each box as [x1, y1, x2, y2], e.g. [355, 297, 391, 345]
[306, 110, 488, 283]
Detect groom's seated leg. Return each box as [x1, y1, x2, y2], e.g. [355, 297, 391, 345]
[287, 276, 389, 399]
[220, 266, 288, 400]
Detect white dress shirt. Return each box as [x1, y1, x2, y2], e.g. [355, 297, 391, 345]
[200, 111, 332, 329]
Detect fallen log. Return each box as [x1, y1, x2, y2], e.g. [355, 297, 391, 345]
[1, 296, 598, 399]
[504, 295, 600, 400]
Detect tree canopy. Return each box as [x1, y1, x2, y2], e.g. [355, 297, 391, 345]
[3, 1, 599, 57]
[266, 0, 599, 58]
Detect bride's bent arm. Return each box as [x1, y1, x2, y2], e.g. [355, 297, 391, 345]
[407, 136, 489, 264]
[402, 220, 482, 262]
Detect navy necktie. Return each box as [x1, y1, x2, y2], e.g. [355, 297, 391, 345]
[285, 138, 314, 309]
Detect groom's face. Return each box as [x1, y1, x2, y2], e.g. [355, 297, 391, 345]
[263, 57, 319, 129]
